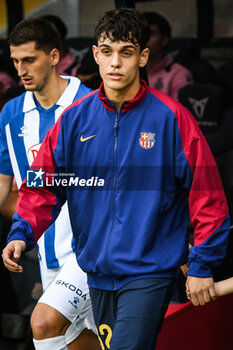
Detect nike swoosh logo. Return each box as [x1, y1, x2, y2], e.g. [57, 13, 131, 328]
[80, 135, 96, 142]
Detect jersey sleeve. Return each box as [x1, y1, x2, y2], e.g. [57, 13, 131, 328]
[175, 104, 230, 277]
[7, 115, 66, 250]
[0, 106, 14, 175]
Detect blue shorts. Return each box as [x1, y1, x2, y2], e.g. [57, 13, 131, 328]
[90, 277, 175, 350]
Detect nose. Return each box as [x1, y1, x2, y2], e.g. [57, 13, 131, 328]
[17, 62, 27, 77]
[111, 52, 121, 68]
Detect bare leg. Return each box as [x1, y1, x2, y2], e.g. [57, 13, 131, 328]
[31, 303, 100, 349]
[31, 303, 69, 339]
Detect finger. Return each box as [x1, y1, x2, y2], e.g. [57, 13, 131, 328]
[3, 257, 22, 271]
[186, 286, 191, 300]
[198, 291, 207, 306]
[3, 258, 23, 272]
[203, 290, 211, 304]
[190, 294, 199, 306]
[180, 264, 188, 277]
[6, 263, 23, 272]
[209, 286, 217, 300]
[12, 246, 22, 262]
[2, 252, 23, 272]
[4, 263, 23, 273]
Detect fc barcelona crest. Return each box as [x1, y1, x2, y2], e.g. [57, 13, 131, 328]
[139, 132, 156, 149]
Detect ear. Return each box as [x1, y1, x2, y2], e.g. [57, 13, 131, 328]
[139, 48, 149, 68]
[92, 45, 99, 65]
[50, 48, 60, 66]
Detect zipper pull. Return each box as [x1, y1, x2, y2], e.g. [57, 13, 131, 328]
[114, 115, 119, 136]
[114, 115, 118, 128]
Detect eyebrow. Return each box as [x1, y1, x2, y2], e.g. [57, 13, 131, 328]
[10, 55, 36, 60]
[99, 43, 137, 50]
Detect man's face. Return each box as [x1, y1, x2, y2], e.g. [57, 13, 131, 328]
[92, 35, 149, 95]
[147, 24, 169, 58]
[10, 41, 58, 92]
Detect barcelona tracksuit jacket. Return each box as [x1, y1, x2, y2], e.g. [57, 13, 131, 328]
[8, 80, 230, 291]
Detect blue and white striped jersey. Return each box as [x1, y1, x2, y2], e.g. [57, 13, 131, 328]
[0, 76, 92, 269]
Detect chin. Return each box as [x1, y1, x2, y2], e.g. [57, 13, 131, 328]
[24, 86, 36, 91]
[108, 81, 126, 90]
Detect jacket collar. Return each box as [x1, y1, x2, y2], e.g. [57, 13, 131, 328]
[98, 79, 150, 113]
[23, 76, 81, 112]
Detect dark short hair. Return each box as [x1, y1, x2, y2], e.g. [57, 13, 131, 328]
[8, 17, 61, 53]
[143, 12, 172, 38]
[95, 8, 150, 51]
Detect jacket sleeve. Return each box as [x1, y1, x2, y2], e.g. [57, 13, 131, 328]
[175, 104, 230, 277]
[7, 116, 66, 250]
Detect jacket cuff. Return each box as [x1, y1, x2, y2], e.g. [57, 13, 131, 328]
[7, 230, 33, 251]
[187, 260, 213, 278]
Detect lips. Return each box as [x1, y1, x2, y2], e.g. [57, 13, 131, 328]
[21, 77, 33, 84]
[108, 72, 123, 80]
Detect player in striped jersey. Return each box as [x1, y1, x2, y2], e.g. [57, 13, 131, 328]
[0, 18, 100, 350]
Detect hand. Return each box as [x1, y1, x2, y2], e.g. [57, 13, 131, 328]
[180, 243, 193, 277]
[2, 240, 26, 273]
[180, 263, 189, 277]
[186, 276, 217, 306]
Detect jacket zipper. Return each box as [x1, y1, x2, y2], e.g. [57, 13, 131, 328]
[105, 111, 119, 290]
[113, 113, 119, 185]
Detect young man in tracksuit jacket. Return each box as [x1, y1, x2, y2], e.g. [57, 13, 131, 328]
[3, 8, 230, 350]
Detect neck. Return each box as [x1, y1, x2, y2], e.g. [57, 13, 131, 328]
[34, 72, 68, 109]
[104, 76, 141, 111]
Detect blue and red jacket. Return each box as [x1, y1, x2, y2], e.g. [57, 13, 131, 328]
[8, 80, 230, 290]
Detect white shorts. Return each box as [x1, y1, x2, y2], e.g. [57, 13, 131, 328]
[38, 253, 96, 344]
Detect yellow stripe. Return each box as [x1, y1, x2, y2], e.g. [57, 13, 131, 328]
[0, 1, 7, 31]
[23, 0, 50, 15]
[0, 0, 50, 31]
